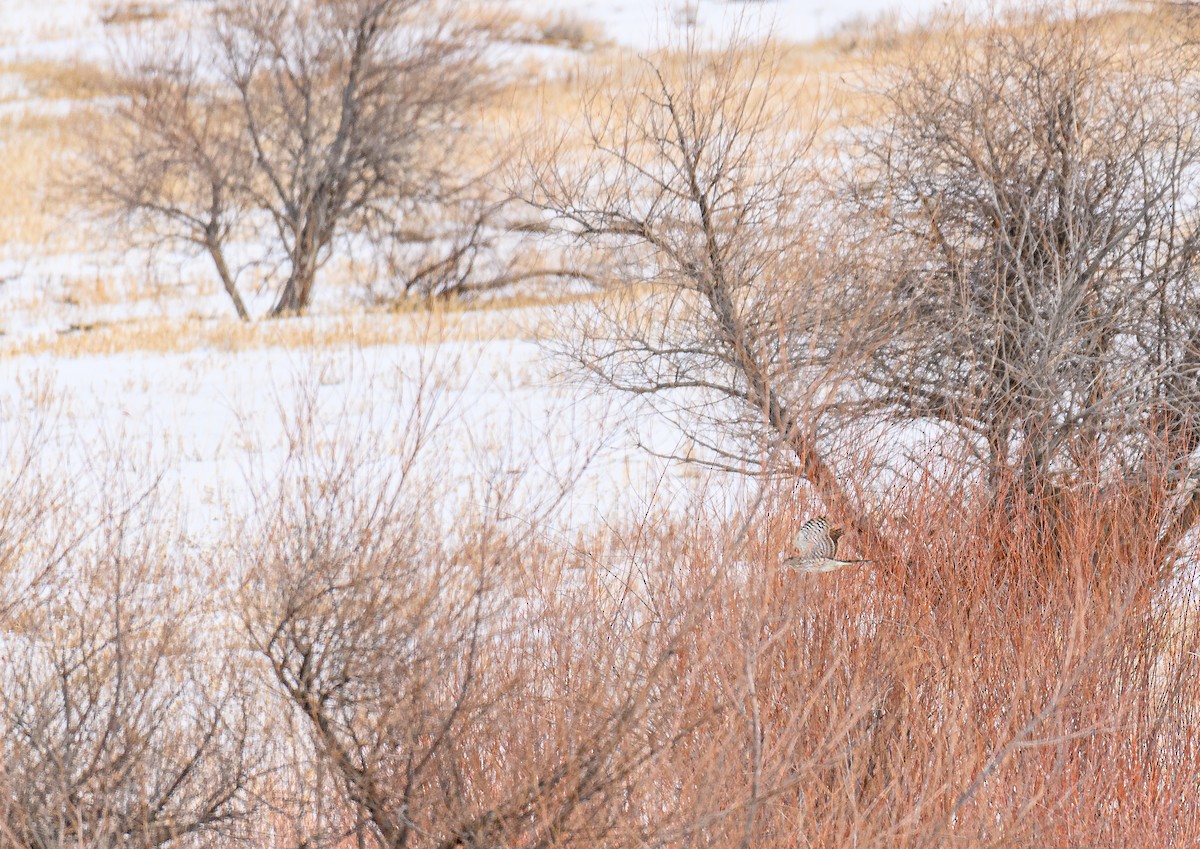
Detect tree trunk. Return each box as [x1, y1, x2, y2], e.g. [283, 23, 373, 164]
[205, 239, 251, 322]
[270, 218, 323, 317]
[269, 265, 315, 317]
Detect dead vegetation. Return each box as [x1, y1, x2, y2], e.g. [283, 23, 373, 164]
[0, 371, 1196, 848]
[0, 293, 579, 357]
[98, 3, 170, 27]
[2, 3, 1200, 847]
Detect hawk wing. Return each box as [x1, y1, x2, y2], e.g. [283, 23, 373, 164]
[793, 516, 837, 561]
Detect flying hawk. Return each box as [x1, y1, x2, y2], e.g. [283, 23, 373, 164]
[783, 516, 870, 573]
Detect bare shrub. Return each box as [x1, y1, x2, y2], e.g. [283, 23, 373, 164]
[0, 390, 77, 624]
[0, 473, 260, 849]
[372, 194, 519, 302]
[232, 369, 1152, 848]
[640, 473, 1200, 848]
[235, 372, 733, 849]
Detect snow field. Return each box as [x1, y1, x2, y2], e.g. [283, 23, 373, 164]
[1, 311, 732, 553]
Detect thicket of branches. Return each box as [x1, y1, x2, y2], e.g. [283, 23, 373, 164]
[527, 5, 1200, 561]
[10, 3, 1200, 848]
[848, 10, 1200, 515]
[0, 446, 259, 849]
[1, 379, 1197, 848]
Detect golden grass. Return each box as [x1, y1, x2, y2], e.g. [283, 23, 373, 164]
[801, 4, 1194, 141]
[0, 293, 600, 357]
[99, 3, 171, 28]
[0, 117, 73, 247]
[3, 58, 113, 101]
[0, 59, 97, 249]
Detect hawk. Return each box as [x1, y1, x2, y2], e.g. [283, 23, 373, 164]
[783, 516, 871, 573]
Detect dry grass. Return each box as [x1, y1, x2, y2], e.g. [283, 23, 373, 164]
[0, 293, 599, 357]
[808, 4, 1194, 130]
[3, 58, 112, 100]
[505, 6, 1186, 179]
[0, 111, 80, 247]
[0, 74, 97, 251]
[98, 2, 170, 27]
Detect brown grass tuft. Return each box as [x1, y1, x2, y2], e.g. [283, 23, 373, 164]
[99, 2, 171, 27]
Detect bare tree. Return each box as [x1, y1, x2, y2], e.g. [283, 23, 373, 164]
[89, 0, 491, 319]
[89, 41, 254, 320]
[522, 39, 888, 548]
[219, 0, 489, 316]
[842, 6, 1200, 546]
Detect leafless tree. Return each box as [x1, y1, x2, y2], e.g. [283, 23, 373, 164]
[837, 5, 1200, 552]
[89, 40, 255, 320]
[522, 39, 888, 548]
[89, 0, 491, 319]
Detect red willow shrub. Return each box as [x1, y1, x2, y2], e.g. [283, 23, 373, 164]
[670, 464, 1200, 849]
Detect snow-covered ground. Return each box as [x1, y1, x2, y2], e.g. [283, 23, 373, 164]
[0, 1, 759, 543]
[1, 312, 742, 544]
